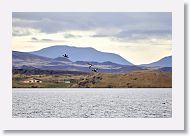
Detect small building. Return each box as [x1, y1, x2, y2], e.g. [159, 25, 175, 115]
[23, 79, 42, 83]
[57, 79, 71, 84]
[64, 80, 71, 84]
[57, 80, 71, 84]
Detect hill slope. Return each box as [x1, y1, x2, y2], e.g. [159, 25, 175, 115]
[76, 70, 172, 88]
[30, 45, 133, 65]
[12, 51, 142, 73]
[13, 51, 52, 68]
[13, 70, 172, 88]
[13, 51, 51, 61]
[141, 56, 172, 67]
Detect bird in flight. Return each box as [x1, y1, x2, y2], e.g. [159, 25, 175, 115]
[63, 54, 69, 58]
[87, 63, 94, 69]
[92, 68, 99, 73]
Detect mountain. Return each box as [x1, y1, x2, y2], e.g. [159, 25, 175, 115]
[19, 65, 40, 70]
[12, 51, 143, 73]
[13, 51, 52, 68]
[29, 45, 133, 65]
[141, 56, 172, 67]
[53, 57, 72, 62]
[159, 67, 172, 72]
[13, 51, 51, 61]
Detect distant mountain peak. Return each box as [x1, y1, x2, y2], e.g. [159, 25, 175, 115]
[141, 56, 172, 67]
[12, 51, 143, 73]
[29, 45, 133, 65]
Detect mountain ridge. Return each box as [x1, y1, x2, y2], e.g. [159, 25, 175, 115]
[12, 51, 143, 73]
[29, 45, 133, 65]
[141, 56, 172, 67]
[12, 49, 172, 73]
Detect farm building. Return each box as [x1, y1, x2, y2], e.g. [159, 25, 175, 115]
[23, 79, 42, 83]
[64, 80, 71, 84]
[57, 80, 71, 84]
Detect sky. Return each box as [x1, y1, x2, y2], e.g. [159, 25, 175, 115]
[12, 12, 172, 65]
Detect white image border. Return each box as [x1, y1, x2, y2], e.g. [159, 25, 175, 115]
[0, 0, 184, 130]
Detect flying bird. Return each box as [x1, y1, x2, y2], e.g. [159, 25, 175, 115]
[63, 54, 69, 58]
[92, 68, 99, 73]
[87, 63, 94, 69]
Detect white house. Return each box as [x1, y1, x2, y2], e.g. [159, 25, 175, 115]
[23, 79, 42, 83]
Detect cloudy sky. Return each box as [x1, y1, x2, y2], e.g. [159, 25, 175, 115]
[12, 12, 172, 65]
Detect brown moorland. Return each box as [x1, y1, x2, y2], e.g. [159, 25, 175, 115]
[12, 70, 172, 88]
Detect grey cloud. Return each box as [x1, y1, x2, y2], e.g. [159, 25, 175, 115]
[13, 12, 171, 33]
[92, 29, 171, 42]
[92, 34, 110, 38]
[12, 12, 172, 42]
[64, 34, 82, 38]
[12, 13, 96, 33]
[12, 28, 31, 36]
[116, 29, 171, 40]
[31, 37, 38, 40]
[41, 38, 53, 41]
[29, 37, 64, 43]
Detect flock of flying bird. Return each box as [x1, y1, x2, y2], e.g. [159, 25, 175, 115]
[63, 54, 99, 73]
